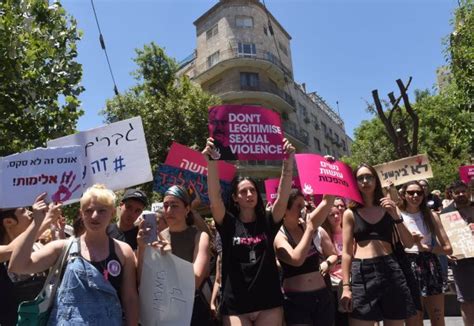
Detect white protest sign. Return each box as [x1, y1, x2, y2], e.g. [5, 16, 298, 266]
[439, 210, 474, 259]
[374, 154, 433, 187]
[0, 146, 83, 208]
[139, 246, 195, 326]
[47, 117, 152, 191]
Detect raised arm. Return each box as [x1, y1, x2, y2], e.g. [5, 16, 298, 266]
[381, 196, 414, 248]
[9, 194, 63, 274]
[306, 195, 336, 229]
[203, 138, 226, 225]
[274, 222, 315, 267]
[271, 138, 295, 222]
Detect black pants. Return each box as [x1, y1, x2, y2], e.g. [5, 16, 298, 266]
[283, 287, 335, 326]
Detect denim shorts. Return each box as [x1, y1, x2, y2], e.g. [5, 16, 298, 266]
[350, 254, 416, 321]
[283, 287, 334, 325]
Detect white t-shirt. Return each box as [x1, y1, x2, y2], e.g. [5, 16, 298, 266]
[401, 210, 433, 253]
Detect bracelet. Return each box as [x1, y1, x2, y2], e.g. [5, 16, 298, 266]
[342, 283, 351, 287]
[394, 217, 404, 224]
[325, 259, 332, 267]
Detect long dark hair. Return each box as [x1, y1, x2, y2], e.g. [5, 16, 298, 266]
[226, 176, 265, 219]
[287, 189, 304, 210]
[349, 163, 384, 209]
[399, 180, 435, 234]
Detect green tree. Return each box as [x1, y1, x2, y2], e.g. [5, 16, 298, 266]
[344, 2, 473, 190]
[0, 1, 84, 156]
[102, 42, 220, 194]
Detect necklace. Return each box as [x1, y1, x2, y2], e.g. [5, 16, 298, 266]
[238, 218, 259, 263]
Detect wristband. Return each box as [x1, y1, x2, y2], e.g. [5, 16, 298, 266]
[325, 259, 332, 267]
[342, 283, 351, 287]
[394, 217, 404, 224]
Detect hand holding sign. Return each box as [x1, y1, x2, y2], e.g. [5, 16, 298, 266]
[31, 193, 48, 222]
[202, 138, 219, 161]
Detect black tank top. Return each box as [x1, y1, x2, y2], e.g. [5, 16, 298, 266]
[279, 225, 321, 279]
[79, 237, 123, 294]
[353, 209, 393, 243]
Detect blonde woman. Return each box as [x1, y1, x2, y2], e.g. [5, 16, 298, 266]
[9, 185, 139, 325]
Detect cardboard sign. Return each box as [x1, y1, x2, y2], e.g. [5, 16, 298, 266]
[47, 117, 152, 191]
[264, 177, 301, 204]
[139, 246, 195, 326]
[295, 154, 363, 204]
[154, 164, 231, 205]
[208, 105, 284, 160]
[165, 142, 236, 182]
[374, 154, 432, 187]
[439, 210, 474, 259]
[0, 146, 83, 208]
[459, 165, 474, 184]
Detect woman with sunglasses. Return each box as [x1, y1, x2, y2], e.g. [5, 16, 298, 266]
[339, 163, 416, 326]
[399, 181, 452, 326]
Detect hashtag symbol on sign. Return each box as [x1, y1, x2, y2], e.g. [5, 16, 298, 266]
[113, 156, 126, 172]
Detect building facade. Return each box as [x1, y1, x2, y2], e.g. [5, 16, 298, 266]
[178, 0, 352, 177]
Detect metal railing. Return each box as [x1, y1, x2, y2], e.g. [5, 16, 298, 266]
[283, 121, 309, 145]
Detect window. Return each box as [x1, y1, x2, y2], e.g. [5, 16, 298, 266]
[240, 72, 259, 89]
[335, 134, 339, 143]
[299, 103, 308, 118]
[268, 78, 278, 92]
[266, 51, 278, 64]
[263, 27, 268, 35]
[207, 51, 219, 68]
[342, 140, 347, 151]
[206, 24, 218, 40]
[238, 42, 256, 57]
[314, 138, 321, 151]
[236, 16, 253, 28]
[324, 145, 330, 155]
[278, 41, 288, 56]
[321, 122, 327, 134]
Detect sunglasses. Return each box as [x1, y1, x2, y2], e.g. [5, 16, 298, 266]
[356, 174, 375, 183]
[406, 190, 423, 196]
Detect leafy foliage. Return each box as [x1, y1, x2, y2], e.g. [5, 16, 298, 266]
[102, 42, 220, 195]
[0, 1, 84, 156]
[343, 2, 473, 190]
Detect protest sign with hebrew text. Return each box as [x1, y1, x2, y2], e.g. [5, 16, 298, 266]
[0, 146, 83, 208]
[47, 117, 152, 191]
[459, 165, 474, 184]
[439, 210, 474, 259]
[374, 154, 432, 187]
[139, 246, 195, 326]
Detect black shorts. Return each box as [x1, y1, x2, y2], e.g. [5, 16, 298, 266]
[350, 254, 416, 322]
[283, 287, 335, 325]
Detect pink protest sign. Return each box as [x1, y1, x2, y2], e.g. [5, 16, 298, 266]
[208, 105, 284, 161]
[165, 142, 236, 182]
[264, 177, 301, 204]
[295, 154, 363, 204]
[459, 165, 474, 184]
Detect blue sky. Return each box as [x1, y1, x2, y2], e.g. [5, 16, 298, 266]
[61, 0, 458, 139]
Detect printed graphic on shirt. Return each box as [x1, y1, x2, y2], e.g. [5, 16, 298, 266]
[233, 233, 267, 246]
[107, 259, 122, 277]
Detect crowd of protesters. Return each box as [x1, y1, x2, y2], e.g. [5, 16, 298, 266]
[1, 136, 473, 326]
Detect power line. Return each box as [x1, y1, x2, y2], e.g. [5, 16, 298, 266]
[90, 0, 120, 96]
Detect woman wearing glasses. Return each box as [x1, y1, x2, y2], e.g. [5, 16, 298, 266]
[399, 181, 452, 326]
[339, 163, 416, 326]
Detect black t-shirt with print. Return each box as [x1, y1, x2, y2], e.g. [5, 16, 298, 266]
[217, 211, 283, 315]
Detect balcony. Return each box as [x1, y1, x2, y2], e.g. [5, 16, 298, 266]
[193, 48, 292, 84]
[205, 75, 296, 114]
[283, 121, 309, 146]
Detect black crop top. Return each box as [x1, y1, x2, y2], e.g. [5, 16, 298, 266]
[353, 209, 393, 243]
[279, 225, 321, 279]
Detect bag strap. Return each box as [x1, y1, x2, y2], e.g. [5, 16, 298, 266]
[40, 238, 74, 296]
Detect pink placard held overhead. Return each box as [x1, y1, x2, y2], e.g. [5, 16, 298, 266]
[264, 177, 301, 204]
[459, 165, 474, 184]
[208, 105, 285, 161]
[165, 142, 236, 182]
[295, 154, 363, 204]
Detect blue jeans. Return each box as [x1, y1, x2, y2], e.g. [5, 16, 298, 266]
[48, 239, 122, 325]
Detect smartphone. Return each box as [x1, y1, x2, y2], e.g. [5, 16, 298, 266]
[383, 184, 400, 203]
[142, 212, 158, 244]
